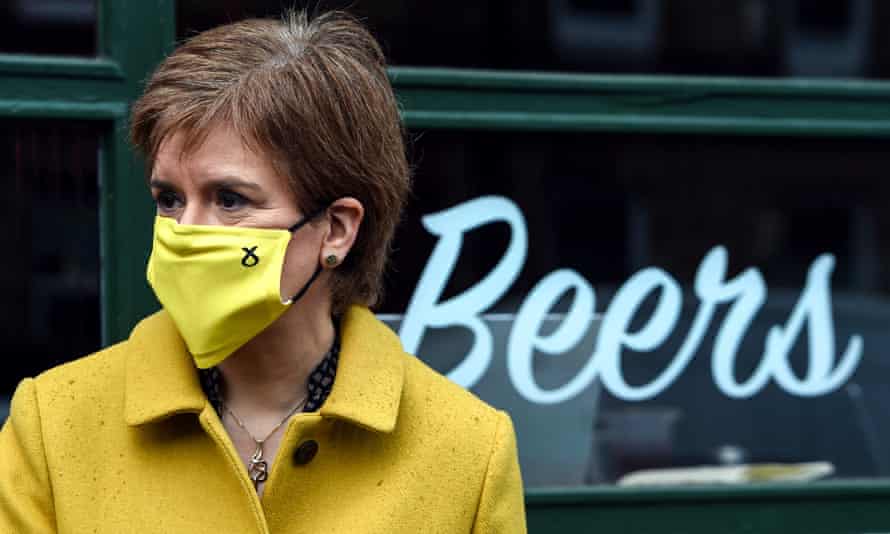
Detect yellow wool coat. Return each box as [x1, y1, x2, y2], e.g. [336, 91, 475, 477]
[0, 306, 526, 533]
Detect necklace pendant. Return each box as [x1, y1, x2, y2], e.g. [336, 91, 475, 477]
[248, 443, 269, 484]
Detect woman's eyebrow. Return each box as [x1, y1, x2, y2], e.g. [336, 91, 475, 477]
[211, 176, 263, 191]
[149, 178, 175, 189]
[148, 176, 262, 191]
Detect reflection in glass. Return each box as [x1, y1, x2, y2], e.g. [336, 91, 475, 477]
[384, 129, 890, 487]
[0, 120, 101, 421]
[178, 0, 890, 79]
[0, 0, 97, 56]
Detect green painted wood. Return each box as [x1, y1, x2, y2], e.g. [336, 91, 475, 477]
[98, 0, 174, 345]
[0, 55, 124, 79]
[528, 479, 890, 504]
[104, 0, 177, 89]
[0, 99, 125, 119]
[99, 117, 158, 347]
[526, 482, 890, 533]
[97, 0, 113, 58]
[392, 67, 890, 137]
[390, 66, 890, 97]
[401, 108, 890, 136]
[0, 75, 129, 118]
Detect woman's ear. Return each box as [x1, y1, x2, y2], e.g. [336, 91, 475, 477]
[321, 197, 364, 267]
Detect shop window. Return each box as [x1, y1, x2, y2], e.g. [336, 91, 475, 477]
[0, 120, 101, 421]
[381, 129, 890, 487]
[177, 0, 890, 79]
[0, 0, 97, 56]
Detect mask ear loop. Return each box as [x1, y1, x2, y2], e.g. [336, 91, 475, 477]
[285, 205, 329, 304]
[287, 263, 323, 304]
[287, 206, 326, 233]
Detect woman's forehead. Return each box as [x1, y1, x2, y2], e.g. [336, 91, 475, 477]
[153, 126, 281, 184]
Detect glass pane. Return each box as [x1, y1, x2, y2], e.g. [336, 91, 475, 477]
[0, 0, 97, 56]
[0, 120, 101, 422]
[380, 129, 890, 488]
[177, 0, 890, 80]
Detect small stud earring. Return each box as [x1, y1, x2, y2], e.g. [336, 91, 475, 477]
[325, 254, 338, 267]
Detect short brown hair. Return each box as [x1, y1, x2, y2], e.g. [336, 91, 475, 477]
[130, 10, 410, 314]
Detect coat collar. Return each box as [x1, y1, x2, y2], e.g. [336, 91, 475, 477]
[319, 306, 404, 432]
[125, 306, 405, 433]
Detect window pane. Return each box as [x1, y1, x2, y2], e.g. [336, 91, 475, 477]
[381, 129, 890, 488]
[0, 120, 101, 422]
[0, 0, 97, 56]
[177, 0, 890, 80]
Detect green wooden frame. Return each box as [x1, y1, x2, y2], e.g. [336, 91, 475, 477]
[4, 2, 890, 531]
[528, 481, 890, 532]
[0, 0, 175, 345]
[391, 67, 890, 531]
[392, 66, 890, 136]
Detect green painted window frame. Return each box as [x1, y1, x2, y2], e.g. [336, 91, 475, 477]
[5, 2, 890, 531]
[392, 66, 890, 136]
[391, 67, 890, 532]
[0, 0, 175, 346]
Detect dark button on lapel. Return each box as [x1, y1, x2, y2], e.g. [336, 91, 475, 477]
[294, 439, 319, 465]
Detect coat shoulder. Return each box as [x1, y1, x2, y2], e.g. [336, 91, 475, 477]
[33, 340, 128, 398]
[398, 351, 505, 443]
[392, 352, 525, 530]
[26, 340, 130, 439]
[30, 311, 166, 409]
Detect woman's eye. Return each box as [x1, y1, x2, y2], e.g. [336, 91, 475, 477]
[218, 189, 247, 210]
[156, 191, 180, 211]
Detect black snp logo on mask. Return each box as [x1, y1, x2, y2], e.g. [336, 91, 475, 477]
[241, 246, 260, 267]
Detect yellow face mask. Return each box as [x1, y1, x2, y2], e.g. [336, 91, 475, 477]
[146, 212, 322, 369]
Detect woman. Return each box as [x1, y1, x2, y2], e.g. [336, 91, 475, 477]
[0, 10, 526, 533]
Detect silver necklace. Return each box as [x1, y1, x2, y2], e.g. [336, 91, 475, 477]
[222, 395, 308, 488]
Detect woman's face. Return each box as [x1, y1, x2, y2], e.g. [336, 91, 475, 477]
[150, 125, 325, 302]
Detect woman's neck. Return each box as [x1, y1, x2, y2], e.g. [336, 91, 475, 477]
[216, 296, 335, 416]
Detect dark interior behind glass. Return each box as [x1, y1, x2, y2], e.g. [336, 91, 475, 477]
[0, 0, 96, 56]
[178, 0, 890, 79]
[0, 120, 101, 402]
[384, 129, 890, 485]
